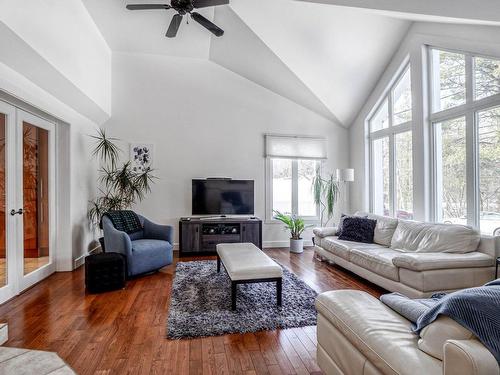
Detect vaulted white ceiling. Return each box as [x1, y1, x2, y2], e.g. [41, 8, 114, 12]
[83, 0, 411, 127]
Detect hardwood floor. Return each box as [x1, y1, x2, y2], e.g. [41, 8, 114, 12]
[0, 248, 385, 375]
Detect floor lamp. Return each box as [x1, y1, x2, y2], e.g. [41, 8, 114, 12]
[336, 168, 355, 214]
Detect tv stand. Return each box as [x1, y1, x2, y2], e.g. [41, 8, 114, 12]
[179, 217, 262, 256]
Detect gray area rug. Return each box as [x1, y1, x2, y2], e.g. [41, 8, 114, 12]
[167, 260, 317, 339]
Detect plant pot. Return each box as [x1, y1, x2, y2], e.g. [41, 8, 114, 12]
[290, 238, 304, 254]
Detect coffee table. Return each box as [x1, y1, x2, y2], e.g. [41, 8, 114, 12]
[216, 243, 283, 310]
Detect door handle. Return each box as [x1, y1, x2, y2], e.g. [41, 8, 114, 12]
[10, 208, 23, 216]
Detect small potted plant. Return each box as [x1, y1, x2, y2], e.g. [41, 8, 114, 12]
[273, 210, 312, 253]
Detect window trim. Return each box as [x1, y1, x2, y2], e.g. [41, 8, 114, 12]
[368, 63, 414, 218]
[265, 157, 321, 224]
[428, 46, 500, 231]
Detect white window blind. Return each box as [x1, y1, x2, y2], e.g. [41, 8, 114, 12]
[265, 135, 327, 160]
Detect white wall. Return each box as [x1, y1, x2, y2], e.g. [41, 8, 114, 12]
[105, 52, 349, 247]
[0, 0, 111, 121]
[348, 22, 500, 220]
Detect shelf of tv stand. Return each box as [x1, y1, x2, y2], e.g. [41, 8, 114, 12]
[179, 217, 262, 256]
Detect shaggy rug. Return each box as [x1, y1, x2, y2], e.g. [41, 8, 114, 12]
[167, 260, 317, 339]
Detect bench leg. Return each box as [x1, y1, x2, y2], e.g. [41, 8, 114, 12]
[277, 278, 282, 307]
[231, 281, 237, 311]
[217, 255, 221, 273]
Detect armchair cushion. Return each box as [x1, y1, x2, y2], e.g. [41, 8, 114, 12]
[130, 239, 173, 276]
[392, 252, 494, 271]
[143, 218, 173, 243]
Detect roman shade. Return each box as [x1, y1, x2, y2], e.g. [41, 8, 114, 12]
[265, 135, 327, 160]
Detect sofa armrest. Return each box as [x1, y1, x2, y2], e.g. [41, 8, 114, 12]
[444, 339, 499, 375]
[143, 218, 173, 244]
[313, 227, 338, 238]
[392, 252, 494, 271]
[102, 217, 133, 256]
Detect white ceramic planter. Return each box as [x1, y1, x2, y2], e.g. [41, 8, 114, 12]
[290, 238, 304, 253]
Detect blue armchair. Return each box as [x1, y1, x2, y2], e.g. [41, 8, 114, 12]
[102, 214, 173, 277]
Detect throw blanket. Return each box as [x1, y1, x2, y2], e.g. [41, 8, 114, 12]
[102, 210, 142, 234]
[381, 280, 500, 364]
[413, 279, 500, 364]
[379, 293, 443, 323]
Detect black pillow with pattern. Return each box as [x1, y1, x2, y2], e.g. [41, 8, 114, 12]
[338, 217, 377, 243]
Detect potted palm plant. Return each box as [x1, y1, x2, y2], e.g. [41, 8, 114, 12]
[87, 128, 156, 250]
[273, 210, 312, 253]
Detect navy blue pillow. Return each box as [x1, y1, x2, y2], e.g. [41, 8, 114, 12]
[336, 213, 367, 236]
[338, 217, 377, 243]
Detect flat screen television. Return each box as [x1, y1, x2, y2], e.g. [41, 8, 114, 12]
[192, 179, 254, 215]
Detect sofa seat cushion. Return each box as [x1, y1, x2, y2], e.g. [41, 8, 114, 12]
[319, 237, 387, 261]
[356, 212, 399, 247]
[350, 248, 402, 281]
[392, 252, 494, 271]
[391, 220, 480, 254]
[316, 291, 441, 375]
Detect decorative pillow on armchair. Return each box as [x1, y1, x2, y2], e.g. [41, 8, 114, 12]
[338, 217, 377, 243]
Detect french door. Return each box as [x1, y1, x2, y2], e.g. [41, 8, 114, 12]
[0, 102, 56, 304]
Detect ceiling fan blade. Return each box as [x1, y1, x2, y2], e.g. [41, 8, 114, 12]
[166, 14, 183, 38]
[126, 4, 171, 10]
[191, 12, 224, 37]
[192, 0, 229, 9]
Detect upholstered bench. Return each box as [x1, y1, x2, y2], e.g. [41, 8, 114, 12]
[216, 243, 283, 310]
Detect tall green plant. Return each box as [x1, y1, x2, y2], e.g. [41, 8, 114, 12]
[273, 210, 311, 240]
[312, 167, 340, 227]
[87, 128, 156, 230]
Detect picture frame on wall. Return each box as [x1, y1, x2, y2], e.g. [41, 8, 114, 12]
[130, 143, 153, 173]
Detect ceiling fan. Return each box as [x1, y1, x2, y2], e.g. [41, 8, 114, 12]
[126, 0, 229, 38]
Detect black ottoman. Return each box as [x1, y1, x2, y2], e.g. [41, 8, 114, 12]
[85, 252, 126, 293]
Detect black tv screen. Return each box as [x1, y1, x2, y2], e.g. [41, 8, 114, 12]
[192, 179, 254, 215]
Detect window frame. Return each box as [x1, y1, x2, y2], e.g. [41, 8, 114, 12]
[428, 46, 500, 231]
[265, 157, 321, 223]
[368, 63, 414, 218]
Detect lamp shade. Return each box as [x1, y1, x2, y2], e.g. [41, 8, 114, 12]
[336, 168, 354, 182]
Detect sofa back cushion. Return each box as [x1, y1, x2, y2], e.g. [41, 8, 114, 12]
[391, 220, 480, 254]
[418, 316, 475, 360]
[356, 211, 398, 247]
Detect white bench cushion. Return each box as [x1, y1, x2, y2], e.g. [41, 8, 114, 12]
[217, 243, 283, 281]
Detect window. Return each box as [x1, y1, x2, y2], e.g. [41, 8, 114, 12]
[269, 159, 320, 218]
[369, 64, 414, 219]
[265, 135, 326, 221]
[430, 48, 500, 235]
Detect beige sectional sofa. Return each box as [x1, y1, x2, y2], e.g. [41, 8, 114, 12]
[314, 212, 500, 298]
[316, 290, 499, 375]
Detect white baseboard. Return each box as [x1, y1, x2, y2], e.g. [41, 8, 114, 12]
[263, 240, 313, 248]
[74, 254, 86, 269]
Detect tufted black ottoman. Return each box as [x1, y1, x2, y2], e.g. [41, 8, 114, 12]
[85, 252, 126, 293]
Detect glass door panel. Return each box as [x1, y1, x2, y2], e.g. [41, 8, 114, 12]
[22, 122, 50, 275]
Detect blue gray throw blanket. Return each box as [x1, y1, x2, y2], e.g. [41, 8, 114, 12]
[102, 210, 142, 234]
[381, 279, 500, 364]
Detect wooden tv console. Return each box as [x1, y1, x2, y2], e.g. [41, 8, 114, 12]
[179, 217, 262, 256]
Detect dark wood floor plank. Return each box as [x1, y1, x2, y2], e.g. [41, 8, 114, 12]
[0, 248, 385, 374]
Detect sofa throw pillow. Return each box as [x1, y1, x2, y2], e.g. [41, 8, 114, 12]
[338, 217, 377, 243]
[336, 213, 367, 236]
